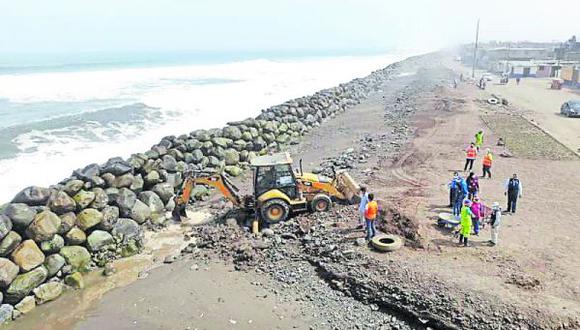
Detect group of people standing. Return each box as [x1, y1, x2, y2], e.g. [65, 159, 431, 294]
[448, 130, 523, 247]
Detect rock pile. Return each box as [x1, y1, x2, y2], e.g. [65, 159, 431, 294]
[0, 61, 401, 323]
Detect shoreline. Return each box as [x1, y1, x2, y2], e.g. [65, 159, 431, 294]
[0, 52, 420, 325]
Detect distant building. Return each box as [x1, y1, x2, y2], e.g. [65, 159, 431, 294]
[555, 36, 580, 61]
[560, 65, 580, 88]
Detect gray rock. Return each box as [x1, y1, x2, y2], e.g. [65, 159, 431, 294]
[76, 208, 103, 231]
[224, 166, 242, 177]
[138, 191, 165, 220]
[222, 126, 242, 140]
[33, 282, 63, 304]
[3, 204, 35, 230]
[57, 212, 76, 235]
[152, 183, 174, 204]
[0, 232, 21, 257]
[63, 179, 84, 196]
[64, 227, 86, 245]
[59, 246, 91, 272]
[212, 137, 232, 149]
[191, 149, 204, 163]
[144, 170, 161, 187]
[130, 200, 151, 224]
[0, 258, 19, 288]
[115, 188, 137, 217]
[44, 254, 65, 277]
[101, 157, 133, 176]
[130, 174, 144, 193]
[47, 190, 77, 215]
[112, 173, 134, 188]
[104, 187, 120, 202]
[98, 206, 119, 231]
[161, 155, 178, 172]
[11, 186, 50, 206]
[87, 230, 115, 252]
[112, 218, 142, 244]
[73, 163, 100, 181]
[0, 304, 14, 324]
[355, 238, 367, 246]
[73, 190, 95, 209]
[90, 187, 109, 210]
[261, 228, 275, 238]
[39, 234, 64, 254]
[25, 211, 60, 242]
[5, 266, 48, 304]
[0, 216, 12, 241]
[224, 149, 240, 165]
[101, 173, 116, 187]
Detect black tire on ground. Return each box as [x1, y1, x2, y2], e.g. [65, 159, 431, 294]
[311, 194, 332, 212]
[371, 234, 404, 252]
[260, 199, 290, 223]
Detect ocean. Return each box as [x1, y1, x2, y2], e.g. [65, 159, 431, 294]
[0, 51, 410, 202]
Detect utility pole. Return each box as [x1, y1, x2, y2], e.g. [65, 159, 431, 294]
[471, 18, 480, 78]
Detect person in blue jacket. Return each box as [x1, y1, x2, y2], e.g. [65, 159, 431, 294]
[450, 173, 468, 217]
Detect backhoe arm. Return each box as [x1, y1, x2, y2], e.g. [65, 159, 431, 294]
[180, 172, 243, 206]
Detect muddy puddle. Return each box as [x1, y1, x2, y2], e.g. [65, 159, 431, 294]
[6, 211, 212, 330]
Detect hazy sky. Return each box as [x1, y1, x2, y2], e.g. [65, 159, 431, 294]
[1, 0, 579, 53]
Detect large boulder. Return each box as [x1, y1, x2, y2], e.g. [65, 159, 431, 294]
[90, 187, 109, 210]
[39, 234, 65, 254]
[111, 218, 142, 244]
[115, 188, 137, 217]
[73, 190, 95, 210]
[0, 304, 14, 324]
[98, 206, 119, 231]
[191, 149, 204, 163]
[222, 126, 242, 140]
[144, 170, 161, 187]
[112, 173, 134, 188]
[73, 163, 100, 181]
[14, 296, 35, 315]
[64, 227, 86, 245]
[87, 230, 115, 252]
[165, 172, 183, 189]
[5, 266, 48, 304]
[0, 232, 22, 257]
[130, 200, 151, 224]
[152, 183, 174, 204]
[62, 179, 84, 196]
[25, 211, 60, 242]
[33, 282, 63, 304]
[57, 212, 76, 235]
[47, 190, 76, 215]
[3, 204, 35, 230]
[44, 254, 65, 277]
[64, 272, 84, 289]
[161, 155, 178, 172]
[212, 137, 232, 149]
[11, 186, 50, 206]
[10, 240, 45, 272]
[59, 246, 91, 272]
[101, 157, 132, 176]
[130, 174, 144, 193]
[76, 209, 103, 231]
[0, 215, 12, 241]
[0, 258, 19, 288]
[224, 149, 240, 166]
[138, 192, 165, 219]
[224, 166, 243, 177]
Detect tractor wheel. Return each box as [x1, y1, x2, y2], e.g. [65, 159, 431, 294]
[261, 199, 290, 223]
[311, 194, 332, 212]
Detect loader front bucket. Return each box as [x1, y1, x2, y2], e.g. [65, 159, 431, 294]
[335, 171, 360, 204]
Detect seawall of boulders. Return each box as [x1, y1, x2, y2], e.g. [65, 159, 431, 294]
[0, 59, 402, 322]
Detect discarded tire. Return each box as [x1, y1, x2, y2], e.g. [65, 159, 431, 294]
[371, 234, 403, 252]
[487, 98, 499, 105]
[311, 194, 332, 212]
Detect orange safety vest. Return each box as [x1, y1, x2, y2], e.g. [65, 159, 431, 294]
[365, 201, 378, 220]
[466, 148, 477, 159]
[483, 154, 492, 167]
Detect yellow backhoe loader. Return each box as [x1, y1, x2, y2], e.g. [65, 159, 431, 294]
[173, 152, 360, 225]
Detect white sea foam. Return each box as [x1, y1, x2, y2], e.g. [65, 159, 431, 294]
[0, 53, 411, 202]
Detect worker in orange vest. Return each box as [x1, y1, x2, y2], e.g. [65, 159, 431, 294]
[482, 149, 493, 179]
[464, 143, 478, 172]
[364, 193, 378, 240]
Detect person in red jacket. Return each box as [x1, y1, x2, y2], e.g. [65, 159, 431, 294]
[464, 143, 478, 171]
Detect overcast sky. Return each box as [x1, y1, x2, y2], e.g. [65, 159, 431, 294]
[1, 0, 579, 53]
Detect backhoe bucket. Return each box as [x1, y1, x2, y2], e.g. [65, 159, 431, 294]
[335, 170, 360, 204]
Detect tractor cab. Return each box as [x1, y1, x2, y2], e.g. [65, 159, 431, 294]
[250, 152, 308, 222]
